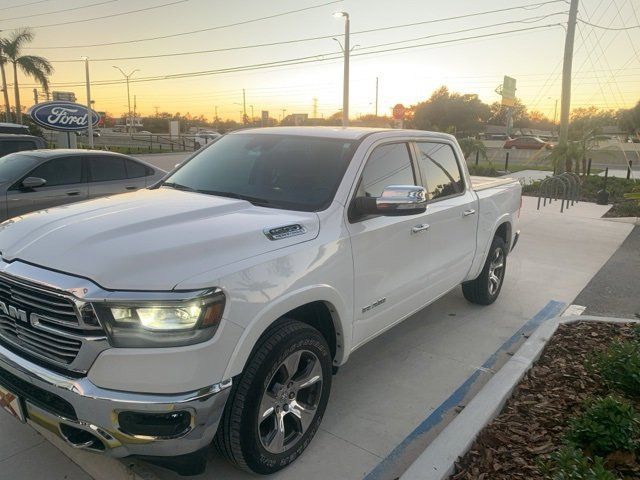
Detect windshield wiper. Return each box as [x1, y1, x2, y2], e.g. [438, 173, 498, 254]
[162, 182, 197, 192]
[196, 190, 272, 206]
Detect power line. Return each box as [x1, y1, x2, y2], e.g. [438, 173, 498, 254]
[5, 0, 189, 30]
[26, 0, 563, 50]
[14, 23, 563, 89]
[46, 12, 568, 63]
[577, 17, 640, 29]
[25, 0, 342, 49]
[0, 0, 53, 11]
[0, 0, 119, 22]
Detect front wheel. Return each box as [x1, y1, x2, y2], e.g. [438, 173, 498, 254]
[215, 319, 332, 474]
[462, 236, 507, 305]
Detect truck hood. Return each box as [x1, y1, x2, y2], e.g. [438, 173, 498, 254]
[0, 188, 320, 290]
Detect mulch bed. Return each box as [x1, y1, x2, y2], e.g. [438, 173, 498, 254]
[450, 321, 639, 480]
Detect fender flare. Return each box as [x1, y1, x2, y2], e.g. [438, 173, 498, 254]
[222, 284, 351, 380]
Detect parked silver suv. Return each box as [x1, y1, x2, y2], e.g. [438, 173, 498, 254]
[0, 149, 165, 221]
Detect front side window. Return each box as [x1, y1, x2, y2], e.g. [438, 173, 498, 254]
[89, 156, 127, 182]
[28, 156, 83, 187]
[125, 159, 149, 179]
[416, 142, 464, 201]
[357, 143, 415, 198]
[164, 134, 357, 211]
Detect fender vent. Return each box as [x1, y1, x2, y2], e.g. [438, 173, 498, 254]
[264, 224, 307, 241]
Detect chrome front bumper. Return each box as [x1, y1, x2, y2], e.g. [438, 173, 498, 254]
[0, 343, 231, 458]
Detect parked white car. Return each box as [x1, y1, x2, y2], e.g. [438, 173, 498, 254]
[0, 127, 521, 475]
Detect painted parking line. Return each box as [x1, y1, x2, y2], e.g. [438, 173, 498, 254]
[364, 300, 566, 480]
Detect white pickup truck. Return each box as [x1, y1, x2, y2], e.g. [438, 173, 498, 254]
[0, 127, 521, 475]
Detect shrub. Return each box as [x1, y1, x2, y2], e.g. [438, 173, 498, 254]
[591, 340, 640, 398]
[565, 396, 639, 457]
[542, 446, 618, 480]
[468, 164, 498, 177]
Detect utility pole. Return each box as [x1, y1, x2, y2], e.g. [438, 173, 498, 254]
[154, 106, 159, 117]
[133, 94, 137, 131]
[312, 97, 318, 118]
[242, 89, 247, 124]
[558, 0, 579, 148]
[83, 57, 94, 148]
[375, 77, 379, 117]
[281, 109, 287, 122]
[334, 11, 350, 127]
[250, 105, 254, 123]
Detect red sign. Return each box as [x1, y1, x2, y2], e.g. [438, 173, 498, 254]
[392, 104, 406, 120]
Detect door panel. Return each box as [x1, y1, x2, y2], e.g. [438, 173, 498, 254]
[6, 156, 88, 219]
[346, 142, 431, 346]
[415, 142, 478, 298]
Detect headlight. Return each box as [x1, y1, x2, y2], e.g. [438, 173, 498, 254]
[94, 290, 225, 348]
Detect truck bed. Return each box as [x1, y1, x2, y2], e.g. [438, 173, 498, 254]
[470, 175, 519, 191]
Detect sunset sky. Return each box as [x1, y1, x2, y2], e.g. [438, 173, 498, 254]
[1, 0, 638, 121]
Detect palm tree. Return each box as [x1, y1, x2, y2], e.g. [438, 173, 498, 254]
[0, 44, 11, 122]
[1, 28, 53, 124]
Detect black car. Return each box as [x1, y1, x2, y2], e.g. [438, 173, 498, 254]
[0, 134, 47, 158]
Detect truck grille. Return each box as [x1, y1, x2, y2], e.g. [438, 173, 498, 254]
[0, 275, 83, 365]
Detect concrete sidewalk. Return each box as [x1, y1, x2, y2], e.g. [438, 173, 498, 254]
[0, 197, 634, 480]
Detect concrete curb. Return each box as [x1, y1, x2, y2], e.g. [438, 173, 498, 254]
[400, 314, 639, 480]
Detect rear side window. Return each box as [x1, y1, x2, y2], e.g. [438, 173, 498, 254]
[89, 156, 127, 182]
[28, 157, 83, 187]
[416, 142, 464, 201]
[125, 159, 149, 178]
[0, 140, 36, 157]
[357, 143, 415, 198]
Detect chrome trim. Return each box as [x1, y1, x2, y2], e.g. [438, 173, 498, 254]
[511, 230, 521, 252]
[263, 224, 308, 241]
[376, 185, 427, 212]
[0, 342, 232, 457]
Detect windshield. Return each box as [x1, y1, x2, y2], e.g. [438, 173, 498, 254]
[163, 133, 357, 211]
[0, 153, 40, 182]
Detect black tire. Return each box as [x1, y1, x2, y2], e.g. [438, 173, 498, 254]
[214, 319, 332, 474]
[462, 235, 507, 305]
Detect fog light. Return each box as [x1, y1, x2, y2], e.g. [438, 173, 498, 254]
[118, 411, 191, 438]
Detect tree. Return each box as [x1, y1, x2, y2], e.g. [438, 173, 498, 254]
[619, 101, 640, 136]
[1, 28, 53, 124]
[488, 98, 529, 127]
[410, 86, 490, 136]
[0, 46, 10, 122]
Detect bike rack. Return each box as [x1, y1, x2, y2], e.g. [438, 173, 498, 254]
[537, 172, 582, 213]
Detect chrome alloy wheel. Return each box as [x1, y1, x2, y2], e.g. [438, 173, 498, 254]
[257, 350, 323, 454]
[488, 247, 505, 295]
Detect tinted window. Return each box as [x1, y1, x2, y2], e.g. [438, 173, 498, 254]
[0, 153, 40, 181]
[416, 143, 464, 200]
[165, 134, 357, 211]
[357, 143, 415, 198]
[28, 157, 83, 187]
[89, 156, 127, 182]
[0, 140, 37, 157]
[125, 159, 148, 178]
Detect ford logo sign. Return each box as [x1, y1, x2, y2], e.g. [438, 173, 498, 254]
[27, 101, 100, 132]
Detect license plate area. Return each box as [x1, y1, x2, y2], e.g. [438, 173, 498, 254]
[0, 383, 25, 422]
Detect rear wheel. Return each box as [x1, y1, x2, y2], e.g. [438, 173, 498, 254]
[215, 319, 332, 474]
[462, 235, 507, 305]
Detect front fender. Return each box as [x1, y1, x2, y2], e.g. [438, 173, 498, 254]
[222, 284, 351, 380]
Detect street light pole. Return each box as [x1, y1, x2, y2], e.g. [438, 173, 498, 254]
[112, 66, 139, 135]
[83, 57, 94, 148]
[334, 11, 350, 127]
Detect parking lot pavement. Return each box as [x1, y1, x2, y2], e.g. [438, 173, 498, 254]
[0, 197, 634, 480]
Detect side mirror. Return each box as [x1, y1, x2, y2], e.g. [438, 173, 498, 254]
[354, 185, 427, 217]
[22, 177, 47, 189]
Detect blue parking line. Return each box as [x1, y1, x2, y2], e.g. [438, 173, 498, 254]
[364, 300, 566, 480]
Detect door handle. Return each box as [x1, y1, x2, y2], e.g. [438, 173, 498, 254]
[463, 209, 476, 217]
[125, 186, 137, 190]
[411, 223, 430, 234]
[66, 191, 81, 196]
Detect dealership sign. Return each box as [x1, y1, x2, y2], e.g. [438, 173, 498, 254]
[27, 101, 100, 132]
